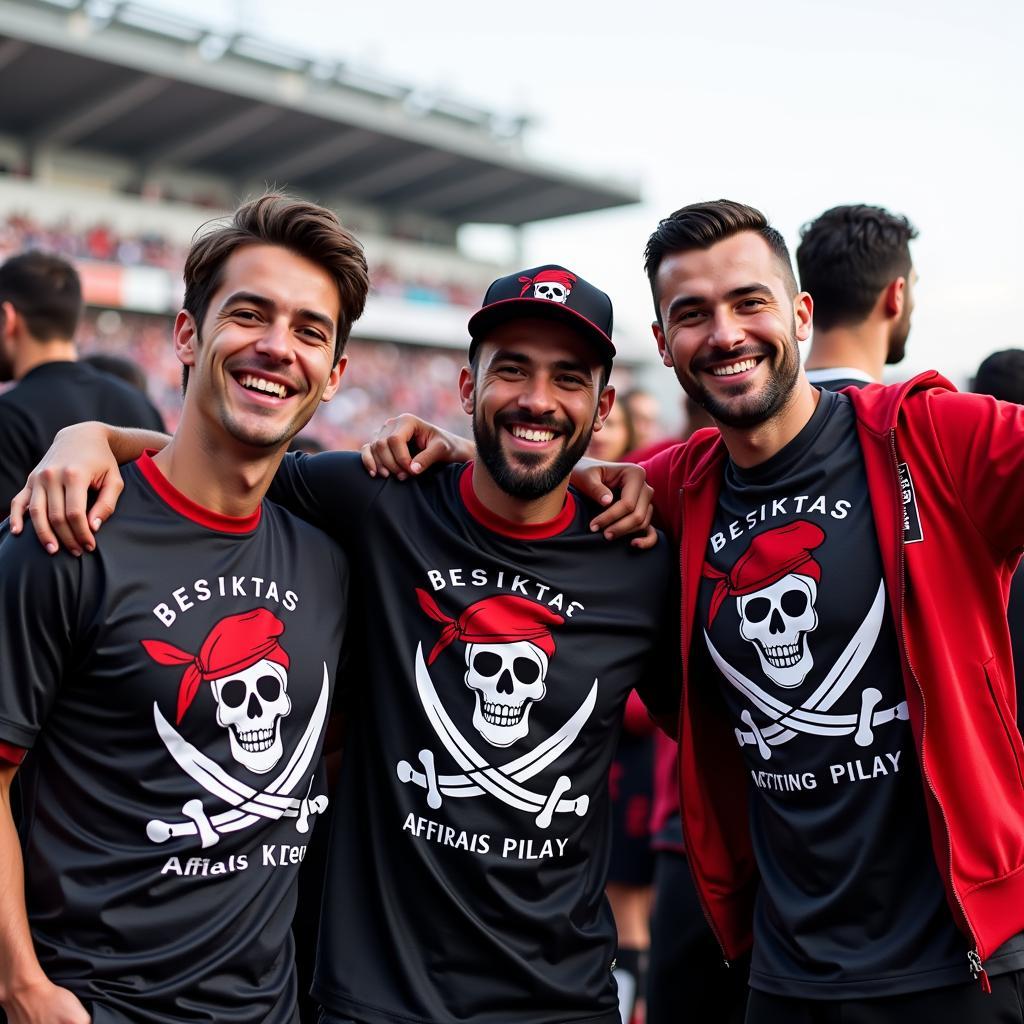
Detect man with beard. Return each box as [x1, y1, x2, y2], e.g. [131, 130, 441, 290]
[796, 204, 918, 390]
[0, 251, 165, 511]
[9, 265, 678, 1024]
[635, 200, 1024, 1022]
[357, 202, 1024, 1021]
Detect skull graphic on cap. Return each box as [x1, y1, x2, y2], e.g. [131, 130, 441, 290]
[519, 268, 576, 305]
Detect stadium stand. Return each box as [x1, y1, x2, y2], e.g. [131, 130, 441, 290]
[0, 0, 643, 450]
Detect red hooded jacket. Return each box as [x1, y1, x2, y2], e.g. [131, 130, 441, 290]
[642, 372, 1024, 972]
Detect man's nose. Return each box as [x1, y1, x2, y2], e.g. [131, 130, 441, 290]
[707, 309, 745, 348]
[517, 377, 557, 415]
[254, 319, 294, 360]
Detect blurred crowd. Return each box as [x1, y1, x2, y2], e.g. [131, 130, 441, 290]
[0, 212, 480, 307]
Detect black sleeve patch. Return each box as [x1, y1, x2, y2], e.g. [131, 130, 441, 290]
[898, 462, 924, 544]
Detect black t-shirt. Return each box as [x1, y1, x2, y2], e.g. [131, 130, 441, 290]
[695, 388, 1024, 998]
[270, 453, 679, 1024]
[0, 454, 347, 1024]
[0, 360, 165, 511]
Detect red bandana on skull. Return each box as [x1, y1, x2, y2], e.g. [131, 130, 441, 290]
[703, 520, 825, 627]
[416, 589, 564, 666]
[142, 608, 290, 724]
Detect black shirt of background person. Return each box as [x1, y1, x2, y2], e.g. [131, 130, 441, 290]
[0, 360, 165, 512]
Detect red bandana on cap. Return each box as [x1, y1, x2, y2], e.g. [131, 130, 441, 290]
[703, 520, 825, 627]
[416, 589, 564, 666]
[518, 268, 576, 297]
[142, 608, 290, 724]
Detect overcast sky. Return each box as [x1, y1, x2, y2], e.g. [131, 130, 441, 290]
[157, 0, 1023, 386]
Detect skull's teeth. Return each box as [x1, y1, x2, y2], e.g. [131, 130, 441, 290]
[235, 727, 276, 752]
[763, 643, 801, 667]
[482, 701, 525, 726]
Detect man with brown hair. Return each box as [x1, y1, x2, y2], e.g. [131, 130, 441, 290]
[0, 194, 367, 1024]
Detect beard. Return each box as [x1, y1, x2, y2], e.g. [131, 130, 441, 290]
[472, 408, 595, 501]
[680, 331, 802, 430]
[886, 309, 912, 366]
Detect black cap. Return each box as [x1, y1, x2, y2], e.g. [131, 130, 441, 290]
[467, 264, 615, 368]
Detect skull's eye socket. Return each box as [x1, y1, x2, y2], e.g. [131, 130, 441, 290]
[257, 675, 282, 701]
[472, 651, 503, 676]
[513, 658, 541, 684]
[220, 678, 247, 708]
[781, 590, 808, 616]
[743, 597, 772, 623]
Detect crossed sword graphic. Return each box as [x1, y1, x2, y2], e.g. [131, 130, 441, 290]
[706, 581, 909, 760]
[396, 644, 596, 830]
[145, 663, 330, 849]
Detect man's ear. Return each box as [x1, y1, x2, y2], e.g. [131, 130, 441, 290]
[793, 291, 813, 342]
[173, 310, 199, 367]
[320, 354, 347, 404]
[0, 301, 20, 341]
[591, 385, 616, 431]
[652, 322, 672, 367]
[883, 277, 906, 319]
[459, 365, 475, 414]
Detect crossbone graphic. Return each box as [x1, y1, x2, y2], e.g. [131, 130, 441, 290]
[397, 644, 596, 829]
[146, 663, 330, 848]
[707, 581, 909, 759]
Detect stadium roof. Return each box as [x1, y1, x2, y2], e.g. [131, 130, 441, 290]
[0, 0, 640, 226]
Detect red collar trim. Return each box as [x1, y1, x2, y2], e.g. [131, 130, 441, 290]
[135, 450, 261, 534]
[458, 463, 576, 540]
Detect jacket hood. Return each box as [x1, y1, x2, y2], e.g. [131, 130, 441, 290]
[843, 370, 957, 434]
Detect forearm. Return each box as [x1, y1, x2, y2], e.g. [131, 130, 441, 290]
[99, 424, 170, 465]
[0, 770, 47, 1005]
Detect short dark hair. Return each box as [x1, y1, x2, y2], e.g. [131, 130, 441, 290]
[971, 349, 1024, 404]
[796, 204, 917, 331]
[184, 193, 369, 367]
[0, 251, 83, 341]
[643, 200, 797, 322]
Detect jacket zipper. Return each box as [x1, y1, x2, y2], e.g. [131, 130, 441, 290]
[889, 430, 989, 993]
[676, 490, 731, 969]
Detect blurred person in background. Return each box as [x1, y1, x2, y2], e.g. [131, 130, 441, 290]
[621, 388, 663, 451]
[588, 397, 655, 1024]
[796, 204, 918, 390]
[0, 252, 165, 510]
[971, 348, 1024, 730]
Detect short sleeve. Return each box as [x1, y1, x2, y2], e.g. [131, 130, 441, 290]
[267, 451, 389, 546]
[0, 524, 82, 749]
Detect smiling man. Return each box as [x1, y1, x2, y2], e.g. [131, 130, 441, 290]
[347, 203, 1024, 1022]
[8, 264, 678, 1024]
[0, 194, 367, 1024]
[638, 200, 1024, 1022]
